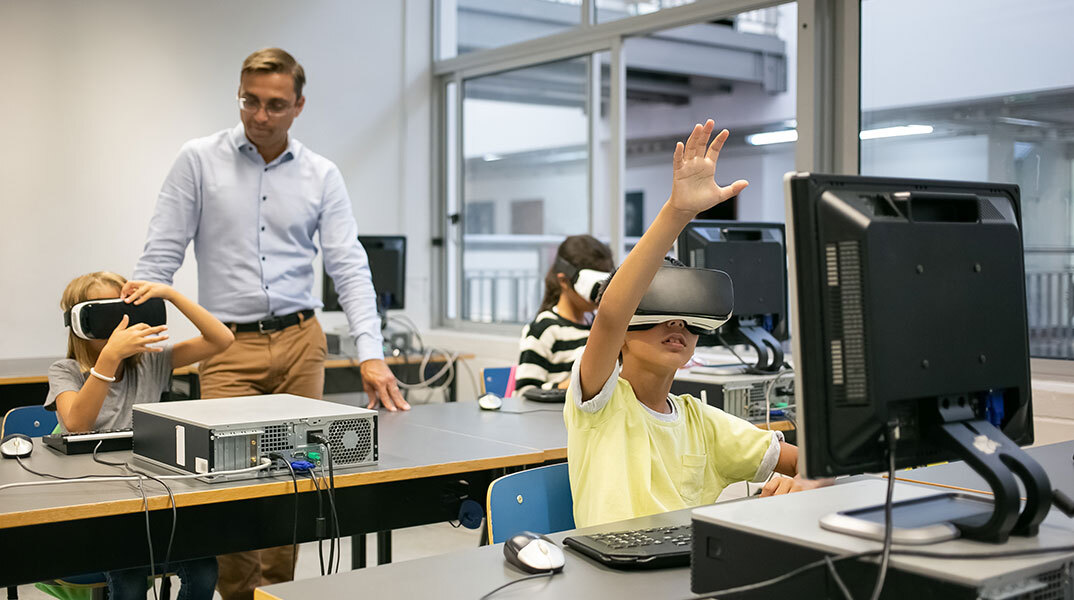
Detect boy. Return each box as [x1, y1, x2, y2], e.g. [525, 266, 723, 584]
[566, 120, 822, 527]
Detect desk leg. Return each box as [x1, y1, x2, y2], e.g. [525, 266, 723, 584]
[377, 531, 392, 565]
[352, 534, 366, 569]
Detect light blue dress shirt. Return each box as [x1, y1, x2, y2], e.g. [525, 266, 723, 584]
[134, 124, 384, 362]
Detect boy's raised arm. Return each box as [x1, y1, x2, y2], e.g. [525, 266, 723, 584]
[577, 120, 748, 401]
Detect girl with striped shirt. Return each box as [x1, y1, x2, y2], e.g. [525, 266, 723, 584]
[515, 235, 613, 394]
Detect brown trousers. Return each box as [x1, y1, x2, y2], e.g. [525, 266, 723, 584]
[199, 315, 327, 600]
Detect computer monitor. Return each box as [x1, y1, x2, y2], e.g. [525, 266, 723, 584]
[785, 172, 1055, 543]
[323, 235, 406, 312]
[677, 220, 788, 372]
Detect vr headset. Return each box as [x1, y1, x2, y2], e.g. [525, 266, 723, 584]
[63, 298, 167, 340]
[554, 257, 609, 304]
[627, 265, 734, 335]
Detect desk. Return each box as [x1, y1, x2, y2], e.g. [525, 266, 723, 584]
[256, 467, 1074, 600]
[0, 401, 541, 587]
[256, 509, 695, 600]
[331, 393, 569, 461]
[0, 353, 470, 416]
[895, 440, 1074, 499]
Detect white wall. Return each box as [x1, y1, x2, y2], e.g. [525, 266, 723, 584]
[0, 0, 433, 359]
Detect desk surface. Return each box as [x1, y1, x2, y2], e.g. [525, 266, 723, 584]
[0, 402, 544, 530]
[257, 509, 695, 600]
[895, 440, 1074, 499]
[331, 393, 569, 461]
[0, 353, 471, 385]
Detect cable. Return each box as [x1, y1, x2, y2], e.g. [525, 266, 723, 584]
[868, 423, 899, 600]
[0, 458, 273, 493]
[268, 453, 300, 572]
[304, 469, 327, 576]
[93, 442, 178, 597]
[824, 555, 853, 600]
[478, 571, 556, 600]
[309, 434, 343, 574]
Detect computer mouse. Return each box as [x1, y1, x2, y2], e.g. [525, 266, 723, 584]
[477, 393, 503, 411]
[503, 531, 564, 574]
[1, 433, 33, 459]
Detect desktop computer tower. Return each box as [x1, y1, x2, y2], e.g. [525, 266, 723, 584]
[671, 370, 795, 421]
[132, 394, 378, 482]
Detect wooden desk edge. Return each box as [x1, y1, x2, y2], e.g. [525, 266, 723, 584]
[1, 355, 474, 385]
[0, 448, 542, 529]
[254, 590, 283, 600]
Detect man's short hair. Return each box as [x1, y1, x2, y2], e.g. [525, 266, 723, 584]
[241, 48, 306, 98]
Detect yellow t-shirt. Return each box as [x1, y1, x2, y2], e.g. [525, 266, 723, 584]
[565, 360, 782, 528]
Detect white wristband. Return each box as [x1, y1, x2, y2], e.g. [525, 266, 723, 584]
[90, 367, 116, 383]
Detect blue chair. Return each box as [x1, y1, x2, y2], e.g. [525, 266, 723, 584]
[1, 405, 57, 438]
[486, 463, 575, 544]
[481, 366, 516, 398]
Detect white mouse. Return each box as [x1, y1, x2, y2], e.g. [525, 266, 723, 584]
[504, 531, 565, 573]
[477, 393, 503, 411]
[1, 434, 33, 459]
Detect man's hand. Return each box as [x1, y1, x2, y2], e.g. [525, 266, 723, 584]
[360, 358, 410, 411]
[759, 474, 834, 497]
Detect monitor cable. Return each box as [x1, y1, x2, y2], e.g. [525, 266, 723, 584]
[267, 453, 301, 573]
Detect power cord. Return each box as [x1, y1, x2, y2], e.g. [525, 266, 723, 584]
[268, 453, 300, 572]
[309, 434, 342, 574]
[869, 422, 899, 600]
[303, 468, 328, 576]
[93, 442, 178, 600]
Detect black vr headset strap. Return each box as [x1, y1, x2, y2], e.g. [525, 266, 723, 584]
[63, 309, 72, 327]
[553, 256, 579, 284]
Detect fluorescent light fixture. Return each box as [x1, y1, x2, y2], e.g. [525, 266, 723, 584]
[996, 116, 1047, 127]
[859, 124, 933, 140]
[746, 129, 798, 146]
[482, 153, 503, 162]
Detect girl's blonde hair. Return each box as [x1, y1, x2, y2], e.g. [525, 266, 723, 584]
[61, 271, 140, 370]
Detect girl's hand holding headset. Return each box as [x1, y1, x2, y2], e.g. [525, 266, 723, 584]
[100, 315, 169, 362]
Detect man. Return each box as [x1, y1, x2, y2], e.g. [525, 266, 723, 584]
[134, 47, 409, 600]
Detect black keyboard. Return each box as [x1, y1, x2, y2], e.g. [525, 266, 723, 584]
[43, 428, 133, 455]
[563, 524, 692, 570]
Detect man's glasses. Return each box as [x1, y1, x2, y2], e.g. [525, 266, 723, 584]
[237, 96, 292, 118]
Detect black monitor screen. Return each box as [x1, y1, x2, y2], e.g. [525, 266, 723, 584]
[677, 220, 788, 371]
[785, 173, 1032, 478]
[323, 235, 406, 312]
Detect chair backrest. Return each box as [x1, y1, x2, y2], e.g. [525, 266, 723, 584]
[481, 366, 517, 398]
[2, 405, 58, 438]
[486, 462, 574, 544]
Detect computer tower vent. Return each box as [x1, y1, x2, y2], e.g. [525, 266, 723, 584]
[260, 424, 293, 453]
[826, 241, 868, 405]
[328, 418, 375, 464]
[1026, 560, 1073, 600]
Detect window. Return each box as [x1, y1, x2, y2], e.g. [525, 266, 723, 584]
[860, 0, 1074, 360]
[436, 2, 801, 331]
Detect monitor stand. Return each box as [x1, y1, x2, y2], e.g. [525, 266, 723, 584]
[735, 325, 784, 373]
[821, 402, 1065, 545]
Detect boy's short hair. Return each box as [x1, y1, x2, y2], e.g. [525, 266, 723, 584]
[241, 47, 306, 98]
[595, 255, 685, 306]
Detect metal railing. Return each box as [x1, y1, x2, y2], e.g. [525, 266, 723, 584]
[463, 270, 541, 324]
[1026, 269, 1074, 359]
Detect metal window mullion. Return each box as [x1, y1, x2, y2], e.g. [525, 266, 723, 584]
[587, 52, 599, 237]
[609, 36, 625, 264]
[434, 0, 785, 77]
[431, 76, 445, 327]
[453, 73, 465, 328]
[795, 0, 859, 174]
